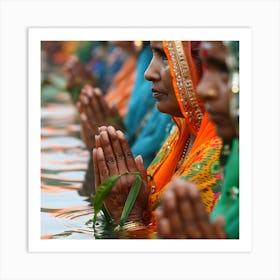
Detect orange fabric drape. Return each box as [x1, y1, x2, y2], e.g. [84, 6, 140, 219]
[105, 55, 137, 118]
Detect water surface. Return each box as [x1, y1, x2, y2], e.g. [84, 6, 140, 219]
[41, 96, 95, 239]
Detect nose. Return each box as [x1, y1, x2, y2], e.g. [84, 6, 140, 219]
[144, 57, 160, 82]
[196, 71, 217, 101]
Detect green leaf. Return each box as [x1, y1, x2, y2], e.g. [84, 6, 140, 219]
[101, 204, 113, 224]
[93, 175, 120, 224]
[119, 174, 142, 227]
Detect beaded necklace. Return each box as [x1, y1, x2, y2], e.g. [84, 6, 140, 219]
[176, 134, 195, 170]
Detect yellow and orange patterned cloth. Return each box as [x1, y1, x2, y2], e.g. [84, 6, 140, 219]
[145, 41, 223, 228]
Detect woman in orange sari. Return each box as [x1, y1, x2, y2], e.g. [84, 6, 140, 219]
[143, 41, 222, 229]
[93, 41, 222, 237]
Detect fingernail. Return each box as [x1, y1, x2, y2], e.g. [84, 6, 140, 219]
[116, 130, 125, 139]
[87, 90, 93, 97]
[135, 155, 143, 164]
[94, 88, 102, 96]
[100, 131, 109, 141]
[108, 126, 115, 134]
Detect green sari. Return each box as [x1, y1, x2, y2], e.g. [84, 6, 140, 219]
[210, 138, 239, 239]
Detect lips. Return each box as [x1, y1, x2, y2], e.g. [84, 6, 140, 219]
[152, 88, 166, 100]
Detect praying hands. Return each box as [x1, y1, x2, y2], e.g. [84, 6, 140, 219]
[156, 178, 227, 239]
[77, 85, 124, 151]
[63, 54, 94, 89]
[93, 126, 149, 225]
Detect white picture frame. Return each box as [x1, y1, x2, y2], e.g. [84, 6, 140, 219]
[1, 1, 279, 279]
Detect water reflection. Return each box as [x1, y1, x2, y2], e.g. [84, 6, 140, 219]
[41, 95, 95, 239]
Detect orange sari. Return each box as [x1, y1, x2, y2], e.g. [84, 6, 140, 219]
[104, 54, 137, 117]
[146, 41, 222, 227]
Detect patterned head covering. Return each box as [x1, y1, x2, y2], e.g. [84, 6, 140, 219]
[163, 41, 204, 134]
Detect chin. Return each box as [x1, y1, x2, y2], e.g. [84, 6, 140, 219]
[156, 103, 169, 114]
[156, 103, 182, 117]
[216, 126, 237, 140]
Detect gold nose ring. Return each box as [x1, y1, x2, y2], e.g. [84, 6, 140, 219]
[207, 88, 216, 97]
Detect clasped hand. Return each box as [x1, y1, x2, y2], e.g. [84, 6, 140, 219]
[63, 55, 93, 89]
[156, 178, 227, 239]
[93, 126, 149, 225]
[77, 85, 123, 151]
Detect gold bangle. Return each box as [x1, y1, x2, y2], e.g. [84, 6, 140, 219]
[114, 221, 146, 232]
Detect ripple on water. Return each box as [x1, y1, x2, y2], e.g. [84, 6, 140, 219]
[41, 136, 85, 151]
[41, 170, 86, 183]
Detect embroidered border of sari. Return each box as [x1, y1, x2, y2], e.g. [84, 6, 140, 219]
[164, 41, 203, 134]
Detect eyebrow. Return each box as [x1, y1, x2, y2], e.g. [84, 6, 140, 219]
[151, 46, 167, 57]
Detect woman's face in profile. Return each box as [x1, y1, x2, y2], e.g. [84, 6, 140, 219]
[144, 41, 183, 118]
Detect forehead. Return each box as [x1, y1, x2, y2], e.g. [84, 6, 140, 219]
[200, 41, 228, 60]
[150, 41, 163, 49]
